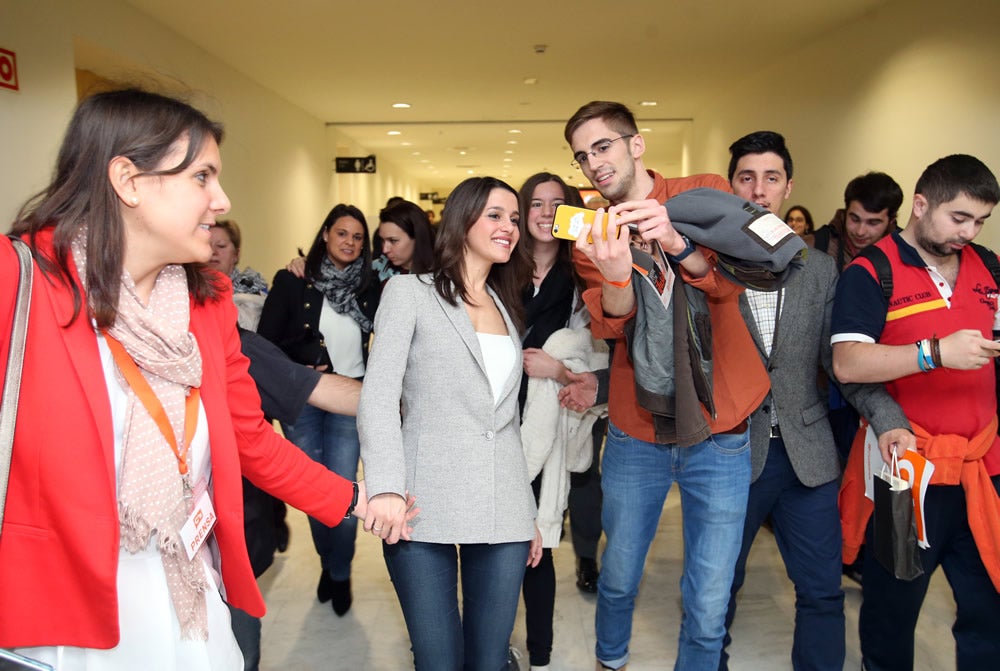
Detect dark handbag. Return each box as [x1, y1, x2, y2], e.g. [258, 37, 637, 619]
[872, 456, 924, 581]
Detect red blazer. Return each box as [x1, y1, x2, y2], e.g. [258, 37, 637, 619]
[0, 231, 354, 649]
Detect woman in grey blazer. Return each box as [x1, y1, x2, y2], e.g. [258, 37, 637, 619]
[359, 177, 542, 670]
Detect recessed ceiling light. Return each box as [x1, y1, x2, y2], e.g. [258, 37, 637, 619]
[507, 140, 519, 145]
[639, 127, 652, 132]
[503, 158, 513, 163]
[639, 101, 658, 107]
[392, 102, 411, 109]
[504, 150, 514, 154]
[400, 141, 412, 146]
[420, 159, 430, 163]
[411, 151, 421, 156]
[523, 77, 537, 85]
[467, 169, 475, 174]
[508, 129, 522, 134]
[387, 130, 401, 136]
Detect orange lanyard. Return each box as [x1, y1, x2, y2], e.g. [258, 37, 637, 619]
[103, 331, 200, 480]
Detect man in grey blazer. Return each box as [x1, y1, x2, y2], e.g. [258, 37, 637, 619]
[719, 131, 910, 671]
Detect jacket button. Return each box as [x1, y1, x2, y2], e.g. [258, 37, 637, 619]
[304, 323, 311, 329]
[304, 302, 311, 309]
[319, 340, 326, 347]
[484, 430, 495, 440]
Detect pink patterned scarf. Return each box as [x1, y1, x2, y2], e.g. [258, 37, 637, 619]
[72, 233, 208, 640]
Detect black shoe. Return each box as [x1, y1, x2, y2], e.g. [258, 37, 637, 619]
[275, 520, 290, 554]
[330, 578, 352, 616]
[317, 570, 334, 603]
[843, 561, 863, 585]
[576, 557, 599, 593]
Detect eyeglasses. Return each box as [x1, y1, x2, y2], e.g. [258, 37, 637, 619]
[570, 135, 634, 169]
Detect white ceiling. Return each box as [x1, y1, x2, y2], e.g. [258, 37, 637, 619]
[118, 0, 888, 196]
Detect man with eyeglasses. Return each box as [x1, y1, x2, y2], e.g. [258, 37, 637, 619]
[564, 100, 770, 671]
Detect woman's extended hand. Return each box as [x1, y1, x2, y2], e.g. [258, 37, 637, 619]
[527, 525, 543, 568]
[362, 490, 419, 544]
[523, 348, 568, 384]
[285, 256, 306, 278]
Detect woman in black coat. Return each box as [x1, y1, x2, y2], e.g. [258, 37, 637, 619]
[257, 204, 380, 616]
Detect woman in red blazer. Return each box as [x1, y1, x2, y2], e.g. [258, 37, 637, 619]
[0, 89, 396, 669]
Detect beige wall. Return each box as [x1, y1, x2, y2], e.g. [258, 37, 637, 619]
[4, 0, 1000, 266]
[688, 0, 1000, 247]
[0, 0, 334, 280]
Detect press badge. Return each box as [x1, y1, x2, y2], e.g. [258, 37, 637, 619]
[180, 489, 217, 561]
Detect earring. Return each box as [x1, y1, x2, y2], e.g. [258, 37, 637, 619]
[130, 197, 139, 205]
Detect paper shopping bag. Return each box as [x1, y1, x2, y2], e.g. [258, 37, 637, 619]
[872, 458, 924, 581]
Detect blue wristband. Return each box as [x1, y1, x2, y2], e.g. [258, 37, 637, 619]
[668, 235, 695, 263]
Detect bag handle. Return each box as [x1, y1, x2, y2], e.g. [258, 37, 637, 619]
[0, 237, 34, 535]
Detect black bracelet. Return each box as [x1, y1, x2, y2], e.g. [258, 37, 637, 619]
[344, 481, 359, 519]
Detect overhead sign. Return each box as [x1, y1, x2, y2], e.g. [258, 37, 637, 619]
[335, 155, 376, 174]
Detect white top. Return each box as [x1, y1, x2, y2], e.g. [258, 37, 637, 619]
[477, 332, 516, 405]
[14, 334, 243, 671]
[318, 299, 365, 377]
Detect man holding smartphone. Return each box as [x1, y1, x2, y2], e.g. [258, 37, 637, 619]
[564, 100, 769, 671]
[832, 155, 1000, 671]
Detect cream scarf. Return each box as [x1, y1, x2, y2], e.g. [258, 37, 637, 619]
[72, 233, 209, 640]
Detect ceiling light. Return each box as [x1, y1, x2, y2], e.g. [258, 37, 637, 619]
[638, 101, 658, 107]
[503, 158, 513, 163]
[507, 140, 519, 145]
[639, 127, 652, 132]
[411, 151, 421, 156]
[400, 141, 412, 146]
[508, 129, 522, 134]
[387, 130, 401, 136]
[392, 102, 411, 109]
[523, 77, 537, 85]
[467, 169, 475, 174]
[459, 150, 467, 156]
[504, 150, 514, 154]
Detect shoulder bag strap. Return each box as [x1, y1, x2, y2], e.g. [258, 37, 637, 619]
[0, 237, 34, 535]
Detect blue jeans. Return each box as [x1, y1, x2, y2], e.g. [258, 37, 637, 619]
[383, 540, 530, 671]
[281, 405, 359, 580]
[596, 421, 751, 671]
[860, 475, 1000, 671]
[721, 437, 845, 671]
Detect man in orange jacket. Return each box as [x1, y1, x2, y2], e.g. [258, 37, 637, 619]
[565, 100, 769, 671]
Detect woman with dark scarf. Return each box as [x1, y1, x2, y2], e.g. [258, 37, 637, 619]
[257, 203, 380, 617]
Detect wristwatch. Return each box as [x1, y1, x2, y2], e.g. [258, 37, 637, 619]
[668, 235, 695, 263]
[344, 481, 359, 518]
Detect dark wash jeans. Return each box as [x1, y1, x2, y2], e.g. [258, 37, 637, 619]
[860, 475, 1000, 671]
[383, 539, 529, 671]
[721, 437, 845, 671]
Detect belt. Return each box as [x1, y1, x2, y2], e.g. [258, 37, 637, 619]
[770, 424, 782, 438]
[719, 419, 749, 435]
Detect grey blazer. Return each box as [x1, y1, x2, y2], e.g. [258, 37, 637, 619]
[739, 249, 909, 486]
[358, 274, 537, 544]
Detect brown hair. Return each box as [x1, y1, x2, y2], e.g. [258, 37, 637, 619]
[433, 177, 531, 331]
[10, 88, 226, 327]
[564, 100, 639, 145]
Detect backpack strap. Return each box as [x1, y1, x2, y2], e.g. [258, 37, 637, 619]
[854, 244, 894, 300]
[969, 242, 1000, 288]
